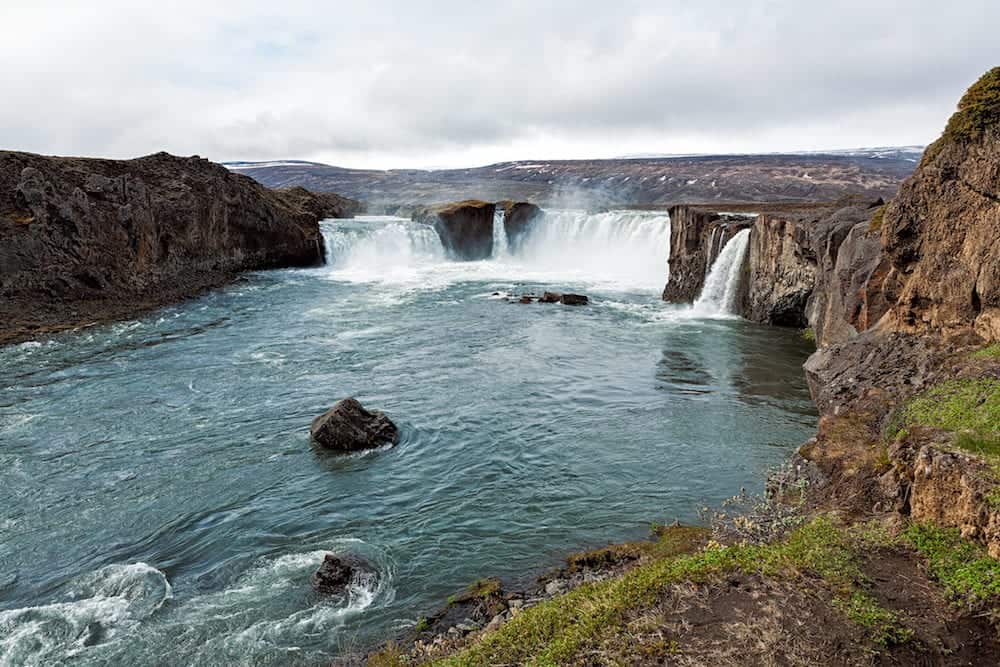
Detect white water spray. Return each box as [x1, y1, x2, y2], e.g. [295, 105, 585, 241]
[492, 208, 509, 259]
[694, 229, 750, 315]
[514, 210, 671, 289]
[322, 217, 445, 282]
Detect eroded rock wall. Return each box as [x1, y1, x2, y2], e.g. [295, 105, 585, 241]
[0, 150, 360, 344]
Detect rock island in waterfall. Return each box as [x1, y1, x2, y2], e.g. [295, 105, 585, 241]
[1, 5, 999, 667]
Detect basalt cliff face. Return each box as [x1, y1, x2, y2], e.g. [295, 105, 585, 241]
[0, 151, 361, 345]
[411, 199, 542, 260]
[879, 71, 1000, 343]
[412, 200, 497, 260]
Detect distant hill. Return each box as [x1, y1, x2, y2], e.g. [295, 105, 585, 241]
[224, 148, 923, 207]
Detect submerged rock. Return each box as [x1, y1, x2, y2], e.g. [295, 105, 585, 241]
[539, 291, 562, 303]
[310, 397, 399, 451]
[312, 553, 374, 594]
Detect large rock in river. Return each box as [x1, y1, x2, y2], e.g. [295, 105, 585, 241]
[310, 397, 399, 451]
[412, 200, 496, 260]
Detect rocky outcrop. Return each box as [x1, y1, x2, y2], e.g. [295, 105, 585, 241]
[500, 201, 542, 253]
[879, 67, 1000, 343]
[312, 553, 374, 594]
[0, 150, 361, 345]
[412, 200, 496, 260]
[740, 215, 816, 327]
[662, 206, 754, 302]
[310, 397, 400, 452]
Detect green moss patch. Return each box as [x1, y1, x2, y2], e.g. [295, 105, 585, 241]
[971, 344, 1000, 360]
[894, 379, 1000, 459]
[903, 524, 1000, 605]
[869, 205, 886, 233]
[943, 67, 1000, 145]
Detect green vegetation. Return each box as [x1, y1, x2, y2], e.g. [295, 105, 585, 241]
[834, 591, 914, 646]
[971, 344, 1000, 359]
[564, 525, 708, 573]
[448, 577, 502, 606]
[801, 327, 816, 344]
[903, 524, 1000, 605]
[923, 67, 1000, 163]
[869, 205, 886, 233]
[943, 67, 1000, 144]
[414, 617, 431, 633]
[893, 378, 1000, 459]
[431, 518, 910, 665]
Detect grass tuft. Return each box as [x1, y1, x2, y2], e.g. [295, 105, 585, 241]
[971, 344, 1000, 360]
[893, 379, 1000, 460]
[869, 205, 886, 233]
[903, 524, 1000, 605]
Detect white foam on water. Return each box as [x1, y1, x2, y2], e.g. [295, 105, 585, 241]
[0, 563, 171, 667]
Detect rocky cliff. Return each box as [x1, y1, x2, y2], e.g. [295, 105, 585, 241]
[0, 150, 361, 345]
[879, 68, 1000, 343]
[499, 201, 542, 254]
[412, 200, 497, 260]
[411, 199, 543, 260]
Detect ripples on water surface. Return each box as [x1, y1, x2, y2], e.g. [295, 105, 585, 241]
[0, 214, 816, 665]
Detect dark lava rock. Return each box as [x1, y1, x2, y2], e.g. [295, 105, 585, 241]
[310, 397, 399, 451]
[411, 200, 495, 260]
[312, 553, 372, 594]
[0, 150, 362, 346]
[560, 293, 589, 306]
[519, 295, 535, 304]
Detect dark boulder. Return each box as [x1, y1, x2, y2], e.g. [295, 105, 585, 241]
[560, 293, 589, 306]
[411, 200, 496, 260]
[310, 397, 399, 451]
[539, 291, 562, 303]
[312, 553, 375, 594]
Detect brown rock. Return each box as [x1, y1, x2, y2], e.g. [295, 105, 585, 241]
[560, 293, 589, 306]
[310, 397, 399, 451]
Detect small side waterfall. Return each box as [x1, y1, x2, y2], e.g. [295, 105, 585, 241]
[694, 229, 750, 315]
[492, 208, 509, 259]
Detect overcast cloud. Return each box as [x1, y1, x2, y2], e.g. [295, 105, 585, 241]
[1, 0, 997, 168]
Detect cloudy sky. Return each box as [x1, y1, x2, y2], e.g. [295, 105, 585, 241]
[2, 1, 997, 169]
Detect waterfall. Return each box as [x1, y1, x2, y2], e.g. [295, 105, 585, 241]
[694, 229, 750, 315]
[321, 217, 445, 280]
[492, 208, 509, 259]
[514, 210, 671, 290]
[318, 210, 671, 291]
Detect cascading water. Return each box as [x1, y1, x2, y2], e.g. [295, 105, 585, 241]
[492, 209, 509, 259]
[693, 228, 751, 316]
[321, 217, 445, 282]
[514, 210, 671, 290]
[318, 210, 671, 292]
